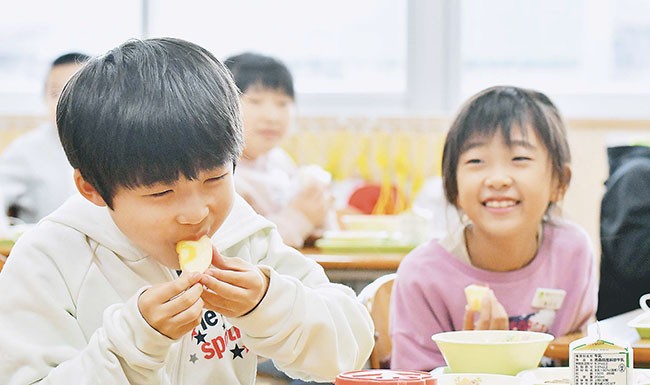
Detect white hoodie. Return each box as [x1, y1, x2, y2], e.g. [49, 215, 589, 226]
[0, 194, 374, 385]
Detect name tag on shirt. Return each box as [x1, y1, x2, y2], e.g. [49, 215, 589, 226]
[531, 288, 566, 310]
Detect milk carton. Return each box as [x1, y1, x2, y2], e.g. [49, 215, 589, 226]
[570, 324, 633, 385]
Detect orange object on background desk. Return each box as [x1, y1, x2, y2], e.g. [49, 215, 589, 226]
[544, 309, 650, 366]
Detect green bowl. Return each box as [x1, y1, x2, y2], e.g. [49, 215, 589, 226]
[432, 330, 554, 376]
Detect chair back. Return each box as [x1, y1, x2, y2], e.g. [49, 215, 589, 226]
[358, 273, 396, 369]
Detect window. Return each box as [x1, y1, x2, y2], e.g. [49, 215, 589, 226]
[460, 0, 650, 118]
[0, 0, 140, 114]
[5, 0, 650, 118]
[146, 0, 408, 114]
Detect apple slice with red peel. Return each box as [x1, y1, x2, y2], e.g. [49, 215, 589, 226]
[176, 235, 212, 273]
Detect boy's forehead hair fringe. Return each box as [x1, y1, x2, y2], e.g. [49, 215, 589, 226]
[441, 85, 571, 206]
[57, 37, 244, 208]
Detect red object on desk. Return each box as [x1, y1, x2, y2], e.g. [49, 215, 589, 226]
[348, 184, 400, 215]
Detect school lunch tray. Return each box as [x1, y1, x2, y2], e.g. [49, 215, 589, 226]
[314, 231, 418, 253]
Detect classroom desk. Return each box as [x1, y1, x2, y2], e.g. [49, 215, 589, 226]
[300, 247, 404, 270]
[300, 246, 407, 293]
[544, 309, 650, 366]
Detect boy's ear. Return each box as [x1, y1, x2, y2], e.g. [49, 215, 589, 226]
[74, 169, 107, 207]
[551, 164, 572, 202]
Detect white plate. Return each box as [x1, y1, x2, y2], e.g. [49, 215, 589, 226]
[431, 371, 522, 385]
[517, 367, 570, 384]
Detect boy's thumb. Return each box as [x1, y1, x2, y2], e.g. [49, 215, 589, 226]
[210, 245, 227, 267]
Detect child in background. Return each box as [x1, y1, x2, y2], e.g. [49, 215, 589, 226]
[224, 52, 335, 248]
[389, 86, 597, 371]
[0, 38, 373, 384]
[0, 52, 89, 223]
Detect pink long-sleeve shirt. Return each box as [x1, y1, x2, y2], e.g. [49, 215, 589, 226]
[389, 220, 598, 371]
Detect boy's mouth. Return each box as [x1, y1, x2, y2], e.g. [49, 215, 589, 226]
[178, 230, 210, 243]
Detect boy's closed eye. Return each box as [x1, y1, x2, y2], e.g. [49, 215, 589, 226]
[148, 189, 173, 198]
[206, 173, 227, 182]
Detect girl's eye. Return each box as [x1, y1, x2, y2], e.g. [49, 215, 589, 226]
[513, 156, 532, 162]
[465, 158, 482, 164]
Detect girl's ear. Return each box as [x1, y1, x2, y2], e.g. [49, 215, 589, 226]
[74, 169, 107, 207]
[550, 164, 572, 203]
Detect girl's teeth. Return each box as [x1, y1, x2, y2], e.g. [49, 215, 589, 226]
[485, 200, 515, 208]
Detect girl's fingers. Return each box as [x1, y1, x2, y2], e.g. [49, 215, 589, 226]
[463, 306, 476, 330]
[474, 291, 493, 329]
[490, 299, 509, 330]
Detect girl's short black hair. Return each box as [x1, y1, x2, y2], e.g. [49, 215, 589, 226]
[57, 37, 243, 208]
[441, 85, 571, 207]
[224, 52, 294, 99]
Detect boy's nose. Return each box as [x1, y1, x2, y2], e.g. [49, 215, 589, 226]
[176, 202, 210, 225]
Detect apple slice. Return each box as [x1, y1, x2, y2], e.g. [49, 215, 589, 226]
[176, 235, 212, 273]
[464, 284, 489, 311]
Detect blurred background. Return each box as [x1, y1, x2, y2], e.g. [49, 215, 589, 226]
[4, 0, 650, 252]
[4, 0, 650, 118]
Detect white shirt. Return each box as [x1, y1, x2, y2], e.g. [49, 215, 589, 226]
[0, 194, 374, 384]
[0, 124, 76, 223]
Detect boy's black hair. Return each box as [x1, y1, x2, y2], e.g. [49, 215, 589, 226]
[224, 52, 294, 99]
[441, 85, 571, 207]
[57, 38, 244, 208]
[52, 52, 91, 68]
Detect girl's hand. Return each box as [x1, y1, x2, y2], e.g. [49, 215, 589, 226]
[463, 289, 509, 330]
[138, 271, 205, 339]
[199, 246, 270, 318]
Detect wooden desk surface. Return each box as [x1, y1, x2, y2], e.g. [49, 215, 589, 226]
[545, 309, 650, 365]
[300, 247, 406, 271]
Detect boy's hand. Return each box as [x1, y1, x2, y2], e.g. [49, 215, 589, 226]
[199, 246, 270, 318]
[463, 289, 508, 330]
[138, 272, 204, 339]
